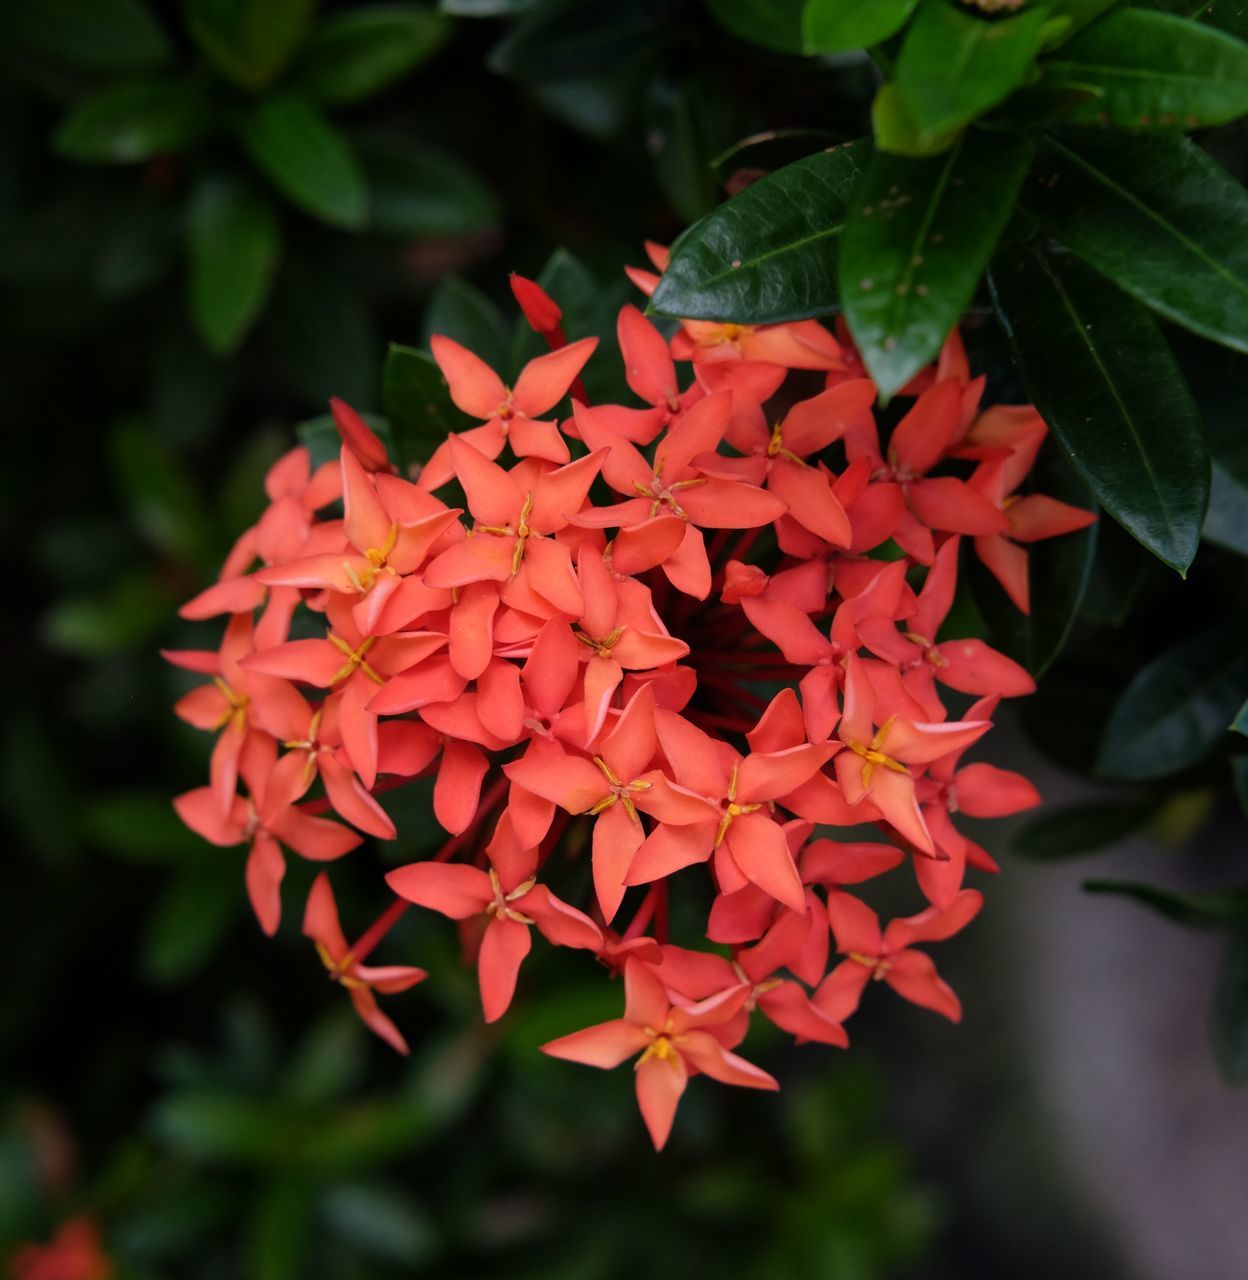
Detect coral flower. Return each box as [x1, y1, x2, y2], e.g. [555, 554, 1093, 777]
[542, 957, 777, 1150]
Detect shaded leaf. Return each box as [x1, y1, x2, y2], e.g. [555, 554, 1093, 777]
[55, 79, 212, 163]
[490, 0, 671, 79]
[423, 275, 510, 372]
[1097, 619, 1248, 780]
[297, 411, 393, 470]
[1042, 8, 1248, 128]
[356, 134, 499, 237]
[705, 0, 806, 53]
[43, 572, 175, 656]
[803, 0, 920, 54]
[1233, 755, 1248, 816]
[989, 242, 1209, 573]
[2, 0, 171, 71]
[893, 2, 1051, 147]
[1139, 0, 1248, 41]
[1083, 880, 1248, 929]
[188, 174, 281, 354]
[383, 343, 471, 471]
[645, 75, 721, 224]
[83, 790, 206, 863]
[142, 867, 239, 984]
[1204, 465, 1248, 558]
[187, 0, 315, 89]
[1013, 797, 1161, 860]
[294, 5, 449, 105]
[871, 81, 962, 157]
[651, 141, 870, 322]
[321, 1184, 436, 1265]
[238, 96, 368, 230]
[1023, 132, 1248, 357]
[841, 128, 1033, 396]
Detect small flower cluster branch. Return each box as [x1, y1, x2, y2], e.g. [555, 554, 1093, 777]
[168, 243, 1096, 1151]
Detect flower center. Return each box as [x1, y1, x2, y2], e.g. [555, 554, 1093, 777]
[327, 632, 384, 685]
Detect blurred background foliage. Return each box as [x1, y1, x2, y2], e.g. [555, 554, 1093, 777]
[1, 1, 1244, 1277]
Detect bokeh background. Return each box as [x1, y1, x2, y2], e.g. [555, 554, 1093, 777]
[3, 3, 1246, 1277]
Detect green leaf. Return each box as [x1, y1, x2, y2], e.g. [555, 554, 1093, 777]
[83, 790, 206, 863]
[490, 0, 671, 79]
[186, 0, 316, 89]
[1022, 132, 1248, 357]
[356, 134, 499, 237]
[43, 572, 175, 656]
[153, 1091, 289, 1162]
[893, 1, 1051, 147]
[1097, 619, 1248, 779]
[383, 344, 471, 470]
[650, 141, 870, 323]
[1235, 695, 1248, 735]
[705, 0, 806, 53]
[803, 0, 920, 53]
[2, 0, 171, 72]
[294, 5, 448, 105]
[1213, 928, 1248, 1084]
[247, 1181, 309, 1280]
[871, 81, 962, 157]
[645, 75, 721, 224]
[142, 867, 239, 983]
[1083, 880, 1248, 929]
[841, 128, 1033, 396]
[989, 242, 1209, 573]
[968, 443, 1098, 676]
[187, 174, 280, 354]
[422, 275, 510, 371]
[1139, 0, 1248, 41]
[1013, 797, 1160, 859]
[237, 95, 367, 230]
[1040, 0, 1120, 39]
[111, 419, 213, 563]
[55, 79, 212, 163]
[1042, 8, 1248, 128]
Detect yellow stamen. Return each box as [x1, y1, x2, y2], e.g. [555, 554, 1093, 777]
[327, 631, 385, 685]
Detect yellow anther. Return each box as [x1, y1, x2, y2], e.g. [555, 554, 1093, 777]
[326, 631, 384, 685]
[575, 626, 624, 658]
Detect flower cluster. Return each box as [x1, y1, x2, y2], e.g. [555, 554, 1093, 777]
[169, 246, 1095, 1149]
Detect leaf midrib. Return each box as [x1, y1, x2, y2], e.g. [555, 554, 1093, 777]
[1042, 135, 1248, 307]
[1031, 249, 1181, 555]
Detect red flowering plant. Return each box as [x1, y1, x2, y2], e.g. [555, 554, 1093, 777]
[168, 258, 1093, 1151]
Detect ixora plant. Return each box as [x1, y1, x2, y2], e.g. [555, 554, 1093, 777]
[167, 261, 1096, 1150]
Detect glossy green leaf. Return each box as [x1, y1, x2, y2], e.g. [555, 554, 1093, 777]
[706, 0, 806, 53]
[188, 175, 281, 354]
[3, 0, 171, 71]
[841, 129, 1033, 396]
[893, 1, 1051, 147]
[238, 97, 367, 230]
[1013, 797, 1160, 859]
[968, 444, 1098, 676]
[1042, 8, 1248, 128]
[1097, 620, 1248, 779]
[990, 243, 1209, 573]
[802, 0, 920, 53]
[423, 275, 510, 372]
[1023, 133, 1248, 357]
[186, 0, 316, 89]
[1140, 0, 1248, 41]
[383, 344, 471, 471]
[1213, 928, 1248, 1085]
[1083, 880, 1248, 929]
[55, 79, 212, 163]
[356, 134, 499, 237]
[650, 141, 870, 323]
[294, 5, 448, 105]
